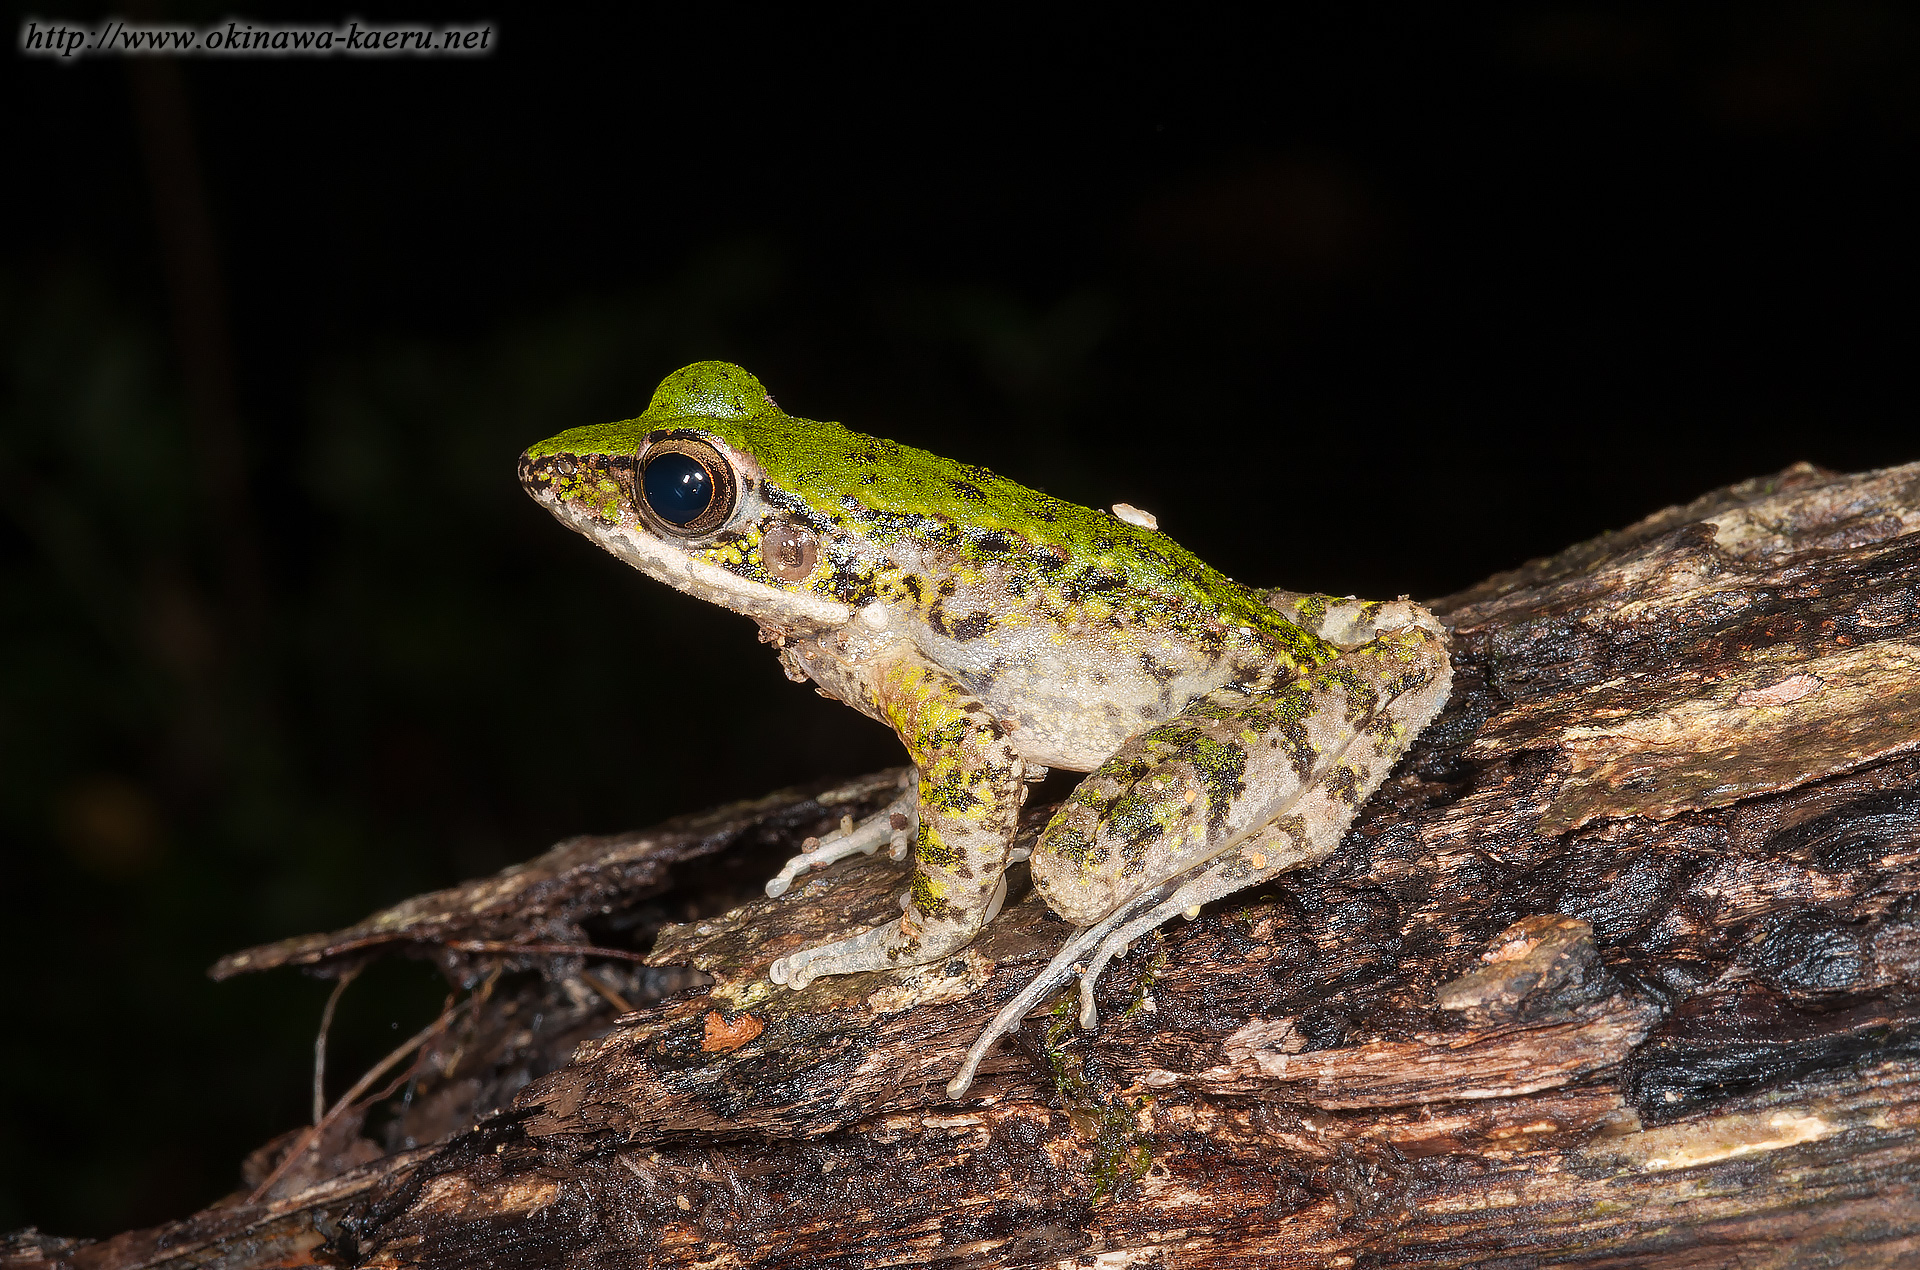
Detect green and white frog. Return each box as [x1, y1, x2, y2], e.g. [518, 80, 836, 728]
[521, 362, 1451, 1098]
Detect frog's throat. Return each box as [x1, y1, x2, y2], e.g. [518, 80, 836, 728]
[536, 489, 852, 628]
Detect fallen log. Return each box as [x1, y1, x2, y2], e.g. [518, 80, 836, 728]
[8, 459, 1920, 1269]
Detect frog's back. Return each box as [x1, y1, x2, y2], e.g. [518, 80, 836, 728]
[720, 414, 1330, 770]
[541, 362, 1334, 770]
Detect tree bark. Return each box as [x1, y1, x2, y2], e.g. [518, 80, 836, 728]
[9, 460, 1920, 1270]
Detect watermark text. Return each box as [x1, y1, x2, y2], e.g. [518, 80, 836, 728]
[20, 16, 496, 60]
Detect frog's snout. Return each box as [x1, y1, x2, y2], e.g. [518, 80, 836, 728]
[516, 450, 541, 493]
[516, 450, 587, 498]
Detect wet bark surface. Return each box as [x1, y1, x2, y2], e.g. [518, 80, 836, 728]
[8, 460, 1920, 1270]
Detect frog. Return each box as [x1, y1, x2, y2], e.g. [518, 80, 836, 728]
[520, 361, 1451, 1099]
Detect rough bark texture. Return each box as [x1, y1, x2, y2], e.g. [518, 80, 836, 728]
[9, 460, 1920, 1270]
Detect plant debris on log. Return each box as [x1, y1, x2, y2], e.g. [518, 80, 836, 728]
[8, 460, 1920, 1270]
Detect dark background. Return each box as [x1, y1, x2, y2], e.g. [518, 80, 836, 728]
[3, 1, 1914, 1237]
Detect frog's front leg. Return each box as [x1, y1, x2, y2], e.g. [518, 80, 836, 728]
[763, 783, 918, 899]
[947, 605, 1450, 1098]
[769, 660, 1024, 990]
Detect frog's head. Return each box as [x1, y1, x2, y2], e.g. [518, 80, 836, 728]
[519, 361, 878, 630]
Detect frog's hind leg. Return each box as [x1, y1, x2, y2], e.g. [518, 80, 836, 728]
[1067, 612, 1454, 1030]
[949, 607, 1451, 1098]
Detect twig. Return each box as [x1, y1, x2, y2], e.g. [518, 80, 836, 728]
[246, 995, 459, 1205]
[285, 934, 652, 964]
[443, 939, 650, 962]
[580, 968, 637, 1014]
[313, 966, 362, 1125]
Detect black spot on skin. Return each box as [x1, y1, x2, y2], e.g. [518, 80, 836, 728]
[827, 561, 875, 604]
[1279, 723, 1318, 782]
[1042, 825, 1102, 869]
[927, 605, 952, 638]
[1094, 536, 1115, 552]
[1063, 566, 1128, 601]
[949, 480, 987, 501]
[950, 612, 995, 641]
[902, 575, 923, 604]
[973, 529, 1017, 556]
[1325, 764, 1362, 807]
[1228, 663, 1278, 695]
[1140, 653, 1178, 685]
[1008, 574, 1031, 599]
[938, 579, 958, 599]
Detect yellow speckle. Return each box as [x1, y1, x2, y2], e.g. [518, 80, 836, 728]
[1250, 852, 1267, 869]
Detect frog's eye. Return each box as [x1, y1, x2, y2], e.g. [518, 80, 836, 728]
[637, 438, 737, 536]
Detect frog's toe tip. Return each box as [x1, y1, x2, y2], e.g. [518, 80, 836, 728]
[770, 955, 820, 989]
[944, 1074, 973, 1100]
[765, 877, 791, 899]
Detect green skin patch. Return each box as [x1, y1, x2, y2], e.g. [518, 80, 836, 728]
[521, 362, 1452, 1063]
[525, 363, 1335, 672]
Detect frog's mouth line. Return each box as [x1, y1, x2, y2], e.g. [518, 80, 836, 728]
[529, 480, 853, 630]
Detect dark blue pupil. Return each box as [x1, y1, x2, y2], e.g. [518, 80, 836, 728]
[642, 453, 714, 526]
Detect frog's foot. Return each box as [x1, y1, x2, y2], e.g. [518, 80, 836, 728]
[769, 900, 985, 990]
[769, 920, 900, 988]
[944, 826, 1324, 1099]
[1070, 825, 1325, 1031]
[944, 877, 1183, 1100]
[764, 789, 918, 898]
